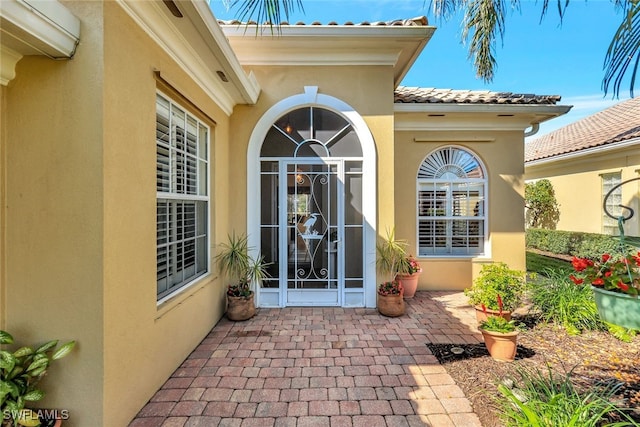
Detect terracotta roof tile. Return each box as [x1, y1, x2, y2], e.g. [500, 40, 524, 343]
[218, 16, 428, 27]
[394, 86, 562, 105]
[525, 97, 640, 162]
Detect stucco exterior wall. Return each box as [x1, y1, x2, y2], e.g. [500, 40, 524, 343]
[394, 130, 526, 291]
[101, 3, 230, 425]
[2, 2, 233, 425]
[4, 1, 105, 424]
[526, 147, 640, 236]
[229, 65, 396, 252]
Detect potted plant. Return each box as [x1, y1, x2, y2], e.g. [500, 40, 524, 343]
[215, 232, 271, 321]
[0, 330, 75, 427]
[464, 262, 526, 323]
[478, 298, 519, 362]
[570, 252, 640, 330]
[395, 255, 422, 299]
[376, 228, 407, 316]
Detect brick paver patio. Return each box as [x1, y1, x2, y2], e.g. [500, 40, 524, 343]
[130, 291, 485, 427]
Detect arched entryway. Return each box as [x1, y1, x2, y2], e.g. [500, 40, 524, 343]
[247, 87, 376, 307]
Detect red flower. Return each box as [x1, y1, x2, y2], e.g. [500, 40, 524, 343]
[592, 278, 604, 286]
[604, 270, 612, 277]
[602, 254, 611, 262]
[617, 281, 629, 292]
[497, 294, 504, 315]
[569, 274, 584, 285]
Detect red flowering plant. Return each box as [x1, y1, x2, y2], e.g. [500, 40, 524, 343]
[397, 256, 422, 275]
[378, 280, 404, 296]
[479, 295, 518, 333]
[570, 252, 640, 297]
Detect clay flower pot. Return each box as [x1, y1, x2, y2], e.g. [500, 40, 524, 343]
[480, 329, 519, 362]
[474, 305, 511, 324]
[377, 293, 405, 317]
[227, 293, 256, 321]
[395, 272, 420, 299]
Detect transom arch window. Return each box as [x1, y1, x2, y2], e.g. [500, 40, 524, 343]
[417, 146, 487, 256]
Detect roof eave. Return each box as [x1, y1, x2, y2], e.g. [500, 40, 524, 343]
[525, 136, 640, 168]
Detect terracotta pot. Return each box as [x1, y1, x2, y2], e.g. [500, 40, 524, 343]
[377, 293, 405, 317]
[227, 293, 256, 321]
[474, 305, 511, 324]
[480, 329, 519, 362]
[395, 272, 420, 299]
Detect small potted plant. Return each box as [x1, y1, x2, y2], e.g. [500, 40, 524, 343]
[478, 296, 519, 362]
[464, 262, 526, 323]
[376, 228, 407, 316]
[395, 255, 422, 299]
[215, 232, 271, 321]
[0, 330, 75, 427]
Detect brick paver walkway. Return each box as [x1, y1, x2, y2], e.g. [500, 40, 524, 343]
[130, 291, 484, 427]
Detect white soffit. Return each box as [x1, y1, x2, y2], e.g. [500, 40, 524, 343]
[220, 24, 435, 86]
[0, 0, 80, 85]
[117, 0, 260, 115]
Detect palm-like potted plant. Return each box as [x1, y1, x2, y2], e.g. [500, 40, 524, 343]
[478, 296, 519, 362]
[464, 262, 526, 323]
[215, 232, 271, 321]
[376, 228, 407, 316]
[0, 330, 75, 427]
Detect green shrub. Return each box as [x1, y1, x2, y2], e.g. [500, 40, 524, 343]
[528, 269, 603, 335]
[497, 365, 636, 427]
[525, 228, 636, 259]
[464, 263, 527, 311]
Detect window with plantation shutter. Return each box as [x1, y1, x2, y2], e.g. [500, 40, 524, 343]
[156, 93, 209, 301]
[417, 146, 486, 256]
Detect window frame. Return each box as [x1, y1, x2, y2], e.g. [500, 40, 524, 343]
[601, 171, 622, 236]
[416, 146, 488, 258]
[156, 91, 211, 303]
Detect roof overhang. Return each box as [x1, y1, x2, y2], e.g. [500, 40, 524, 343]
[0, 0, 80, 85]
[525, 136, 640, 169]
[220, 24, 435, 87]
[394, 103, 572, 132]
[117, 0, 260, 115]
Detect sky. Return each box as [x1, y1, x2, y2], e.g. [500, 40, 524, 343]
[209, 0, 634, 140]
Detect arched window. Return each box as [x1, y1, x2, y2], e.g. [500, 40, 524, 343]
[417, 146, 487, 256]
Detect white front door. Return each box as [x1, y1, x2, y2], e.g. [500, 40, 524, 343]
[283, 160, 342, 305]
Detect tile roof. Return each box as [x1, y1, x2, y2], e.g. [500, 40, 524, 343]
[218, 16, 428, 27]
[394, 86, 562, 105]
[525, 97, 640, 162]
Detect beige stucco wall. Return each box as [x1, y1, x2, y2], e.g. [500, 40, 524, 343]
[394, 130, 526, 291]
[229, 65, 397, 243]
[526, 147, 640, 236]
[2, 2, 233, 425]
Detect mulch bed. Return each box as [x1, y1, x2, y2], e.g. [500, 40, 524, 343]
[428, 318, 640, 427]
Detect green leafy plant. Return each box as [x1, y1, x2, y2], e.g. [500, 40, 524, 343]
[478, 296, 518, 333]
[215, 232, 271, 298]
[529, 268, 603, 335]
[464, 262, 526, 311]
[496, 365, 636, 427]
[0, 330, 75, 427]
[376, 228, 408, 283]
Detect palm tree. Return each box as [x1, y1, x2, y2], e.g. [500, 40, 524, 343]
[222, 0, 638, 98]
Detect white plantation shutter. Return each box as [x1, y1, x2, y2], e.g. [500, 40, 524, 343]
[156, 93, 209, 300]
[417, 147, 486, 256]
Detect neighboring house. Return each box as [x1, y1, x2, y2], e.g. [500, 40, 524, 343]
[0, 1, 569, 424]
[526, 97, 640, 236]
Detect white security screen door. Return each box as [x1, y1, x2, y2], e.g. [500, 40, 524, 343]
[283, 161, 342, 305]
[256, 103, 370, 307]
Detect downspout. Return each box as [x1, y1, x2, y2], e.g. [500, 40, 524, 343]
[524, 123, 540, 138]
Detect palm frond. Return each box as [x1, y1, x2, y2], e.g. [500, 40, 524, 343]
[226, 0, 304, 29]
[603, 0, 640, 98]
